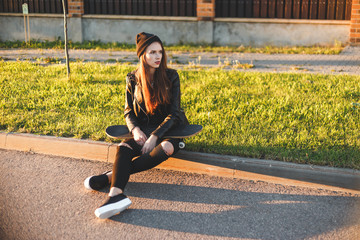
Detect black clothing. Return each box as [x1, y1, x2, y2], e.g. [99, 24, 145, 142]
[111, 138, 180, 190]
[124, 68, 188, 138]
[111, 68, 187, 192]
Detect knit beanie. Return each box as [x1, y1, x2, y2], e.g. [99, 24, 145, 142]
[136, 32, 162, 58]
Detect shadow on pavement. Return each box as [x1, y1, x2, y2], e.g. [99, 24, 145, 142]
[1, 149, 359, 240]
[111, 182, 360, 239]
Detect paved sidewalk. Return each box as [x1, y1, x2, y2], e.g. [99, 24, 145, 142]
[1, 149, 359, 240]
[1, 46, 359, 75]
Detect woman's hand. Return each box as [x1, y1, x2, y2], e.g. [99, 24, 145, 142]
[142, 135, 158, 154]
[132, 127, 147, 146]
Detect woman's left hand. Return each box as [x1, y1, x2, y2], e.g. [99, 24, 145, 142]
[141, 135, 158, 154]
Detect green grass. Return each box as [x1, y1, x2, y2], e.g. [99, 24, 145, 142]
[0, 39, 345, 55]
[1, 61, 359, 169]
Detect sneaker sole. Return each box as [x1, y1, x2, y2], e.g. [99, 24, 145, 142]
[84, 176, 94, 190]
[94, 198, 132, 219]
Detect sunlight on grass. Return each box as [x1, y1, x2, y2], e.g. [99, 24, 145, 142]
[1, 61, 359, 169]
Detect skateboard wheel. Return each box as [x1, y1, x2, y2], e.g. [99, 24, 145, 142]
[179, 142, 185, 149]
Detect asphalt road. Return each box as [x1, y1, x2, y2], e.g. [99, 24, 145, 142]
[1, 149, 359, 240]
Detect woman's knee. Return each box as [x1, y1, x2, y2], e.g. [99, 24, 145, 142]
[119, 142, 133, 150]
[160, 141, 174, 156]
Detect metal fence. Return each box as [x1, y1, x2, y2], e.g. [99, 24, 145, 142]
[0, 0, 67, 14]
[215, 0, 352, 20]
[84, 0, 197, 16]
[0, 0, 352, 20]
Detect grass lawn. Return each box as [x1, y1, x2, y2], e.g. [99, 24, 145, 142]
[1, 61, 359, 169]
[0, 39, 345, 55]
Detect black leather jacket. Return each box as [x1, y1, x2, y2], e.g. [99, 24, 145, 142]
[124, 68, 188, 138]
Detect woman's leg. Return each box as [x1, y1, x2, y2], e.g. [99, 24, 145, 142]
[130, 138, 180, 174]
[110, 140, 140, 194]
[94, 140, 140, 219]
[96, 138, 180, 194]
[94, 139, 180, 219]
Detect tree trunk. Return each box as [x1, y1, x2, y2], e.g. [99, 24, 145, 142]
[62, 0, 70, 80]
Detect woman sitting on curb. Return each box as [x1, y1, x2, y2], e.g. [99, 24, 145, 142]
[84, 32, 188, 219]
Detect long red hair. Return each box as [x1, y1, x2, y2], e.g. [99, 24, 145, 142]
[135, 42, 171, 115]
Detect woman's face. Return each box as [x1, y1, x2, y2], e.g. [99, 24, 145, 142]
[144, 42, 163, 69]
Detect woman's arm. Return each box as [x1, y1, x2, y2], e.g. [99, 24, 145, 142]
[124, 73, 140, 133]
[124, 73, 148, 146]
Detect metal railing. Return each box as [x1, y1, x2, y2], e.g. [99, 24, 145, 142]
[0, 0, 67, 14]
[0, 0, 352, 20]
[215, 0, 352, 20]
[84, 0, 197, 16]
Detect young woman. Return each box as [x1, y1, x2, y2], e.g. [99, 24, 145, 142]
[84, 32, 188, 219]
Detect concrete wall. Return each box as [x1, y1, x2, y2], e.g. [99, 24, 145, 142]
[82, 17, 214, 45]
[214, 19, 350, 46]
[0, 15, 64, 41]
[82, 17, 200, 45]
[0, 14, 350, 46]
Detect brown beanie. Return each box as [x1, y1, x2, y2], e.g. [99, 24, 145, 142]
[136, 32, 162, 58]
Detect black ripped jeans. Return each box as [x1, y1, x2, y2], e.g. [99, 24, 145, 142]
[111, 138, 180, 191]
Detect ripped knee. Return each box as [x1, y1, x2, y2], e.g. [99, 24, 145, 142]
[119, 142, 133, 150]
[161, 141, 174, 156]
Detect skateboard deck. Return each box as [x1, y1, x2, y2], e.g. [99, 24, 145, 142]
[106, 124, 202, 139]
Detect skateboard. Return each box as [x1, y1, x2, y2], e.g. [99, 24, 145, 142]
[106, 124, 202, 149]
[106, 124, 202, 139]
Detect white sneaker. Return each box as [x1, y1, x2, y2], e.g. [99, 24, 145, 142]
[94, 194, 132, 219]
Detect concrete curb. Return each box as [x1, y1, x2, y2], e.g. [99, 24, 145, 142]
[1, 131, 359, 194]
[173, 151, 360, 191]
[0, 132, 117, 163]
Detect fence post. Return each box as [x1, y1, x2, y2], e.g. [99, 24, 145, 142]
[196, 0, 215, 45]
[68, 0, 84, 17]
[197, 0, 215, 21]
[67, 0, 84, 42]
[350, 0, 360, 45]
